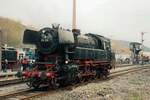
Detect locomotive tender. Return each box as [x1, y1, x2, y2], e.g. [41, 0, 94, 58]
[20, 25, 115, 88]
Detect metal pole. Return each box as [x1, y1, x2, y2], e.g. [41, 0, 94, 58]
[72, 0, 76, 29]
[141, 32, 144, 65]
[3, 29, 7, 45]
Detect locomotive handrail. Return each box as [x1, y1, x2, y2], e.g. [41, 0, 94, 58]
[76, 47, 105, 51]
[35, 62, 55, 64]
[66, 51, 75, 53]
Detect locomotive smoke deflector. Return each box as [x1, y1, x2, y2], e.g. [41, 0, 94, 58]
[23, 29, 39, 44]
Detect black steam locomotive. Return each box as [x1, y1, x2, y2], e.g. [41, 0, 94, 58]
[20, 25, 115, 88]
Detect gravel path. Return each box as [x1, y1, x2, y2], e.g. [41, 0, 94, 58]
[32, 66, 150, 100]
[0, 83, 28, 95]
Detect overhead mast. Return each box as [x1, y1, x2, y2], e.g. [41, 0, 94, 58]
[141, 32, 147, 65]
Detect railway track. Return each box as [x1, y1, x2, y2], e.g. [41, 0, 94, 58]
[115, 64, 133, 67]
[0, 64, 149, 100]
[0, 78, 24, 87]
[110, 65, 148, 78]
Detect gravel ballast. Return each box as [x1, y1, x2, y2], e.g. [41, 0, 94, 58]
[26, 66, 150, 100]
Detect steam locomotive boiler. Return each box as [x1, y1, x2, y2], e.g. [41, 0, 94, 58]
[20, 25, 115, 88]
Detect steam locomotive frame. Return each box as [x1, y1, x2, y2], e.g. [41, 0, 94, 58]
[19, 25, 115, 88]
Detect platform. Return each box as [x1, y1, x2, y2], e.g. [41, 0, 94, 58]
[0, 70, 17, 78]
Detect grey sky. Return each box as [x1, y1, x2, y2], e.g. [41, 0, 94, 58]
[0, 0, 150, 47]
